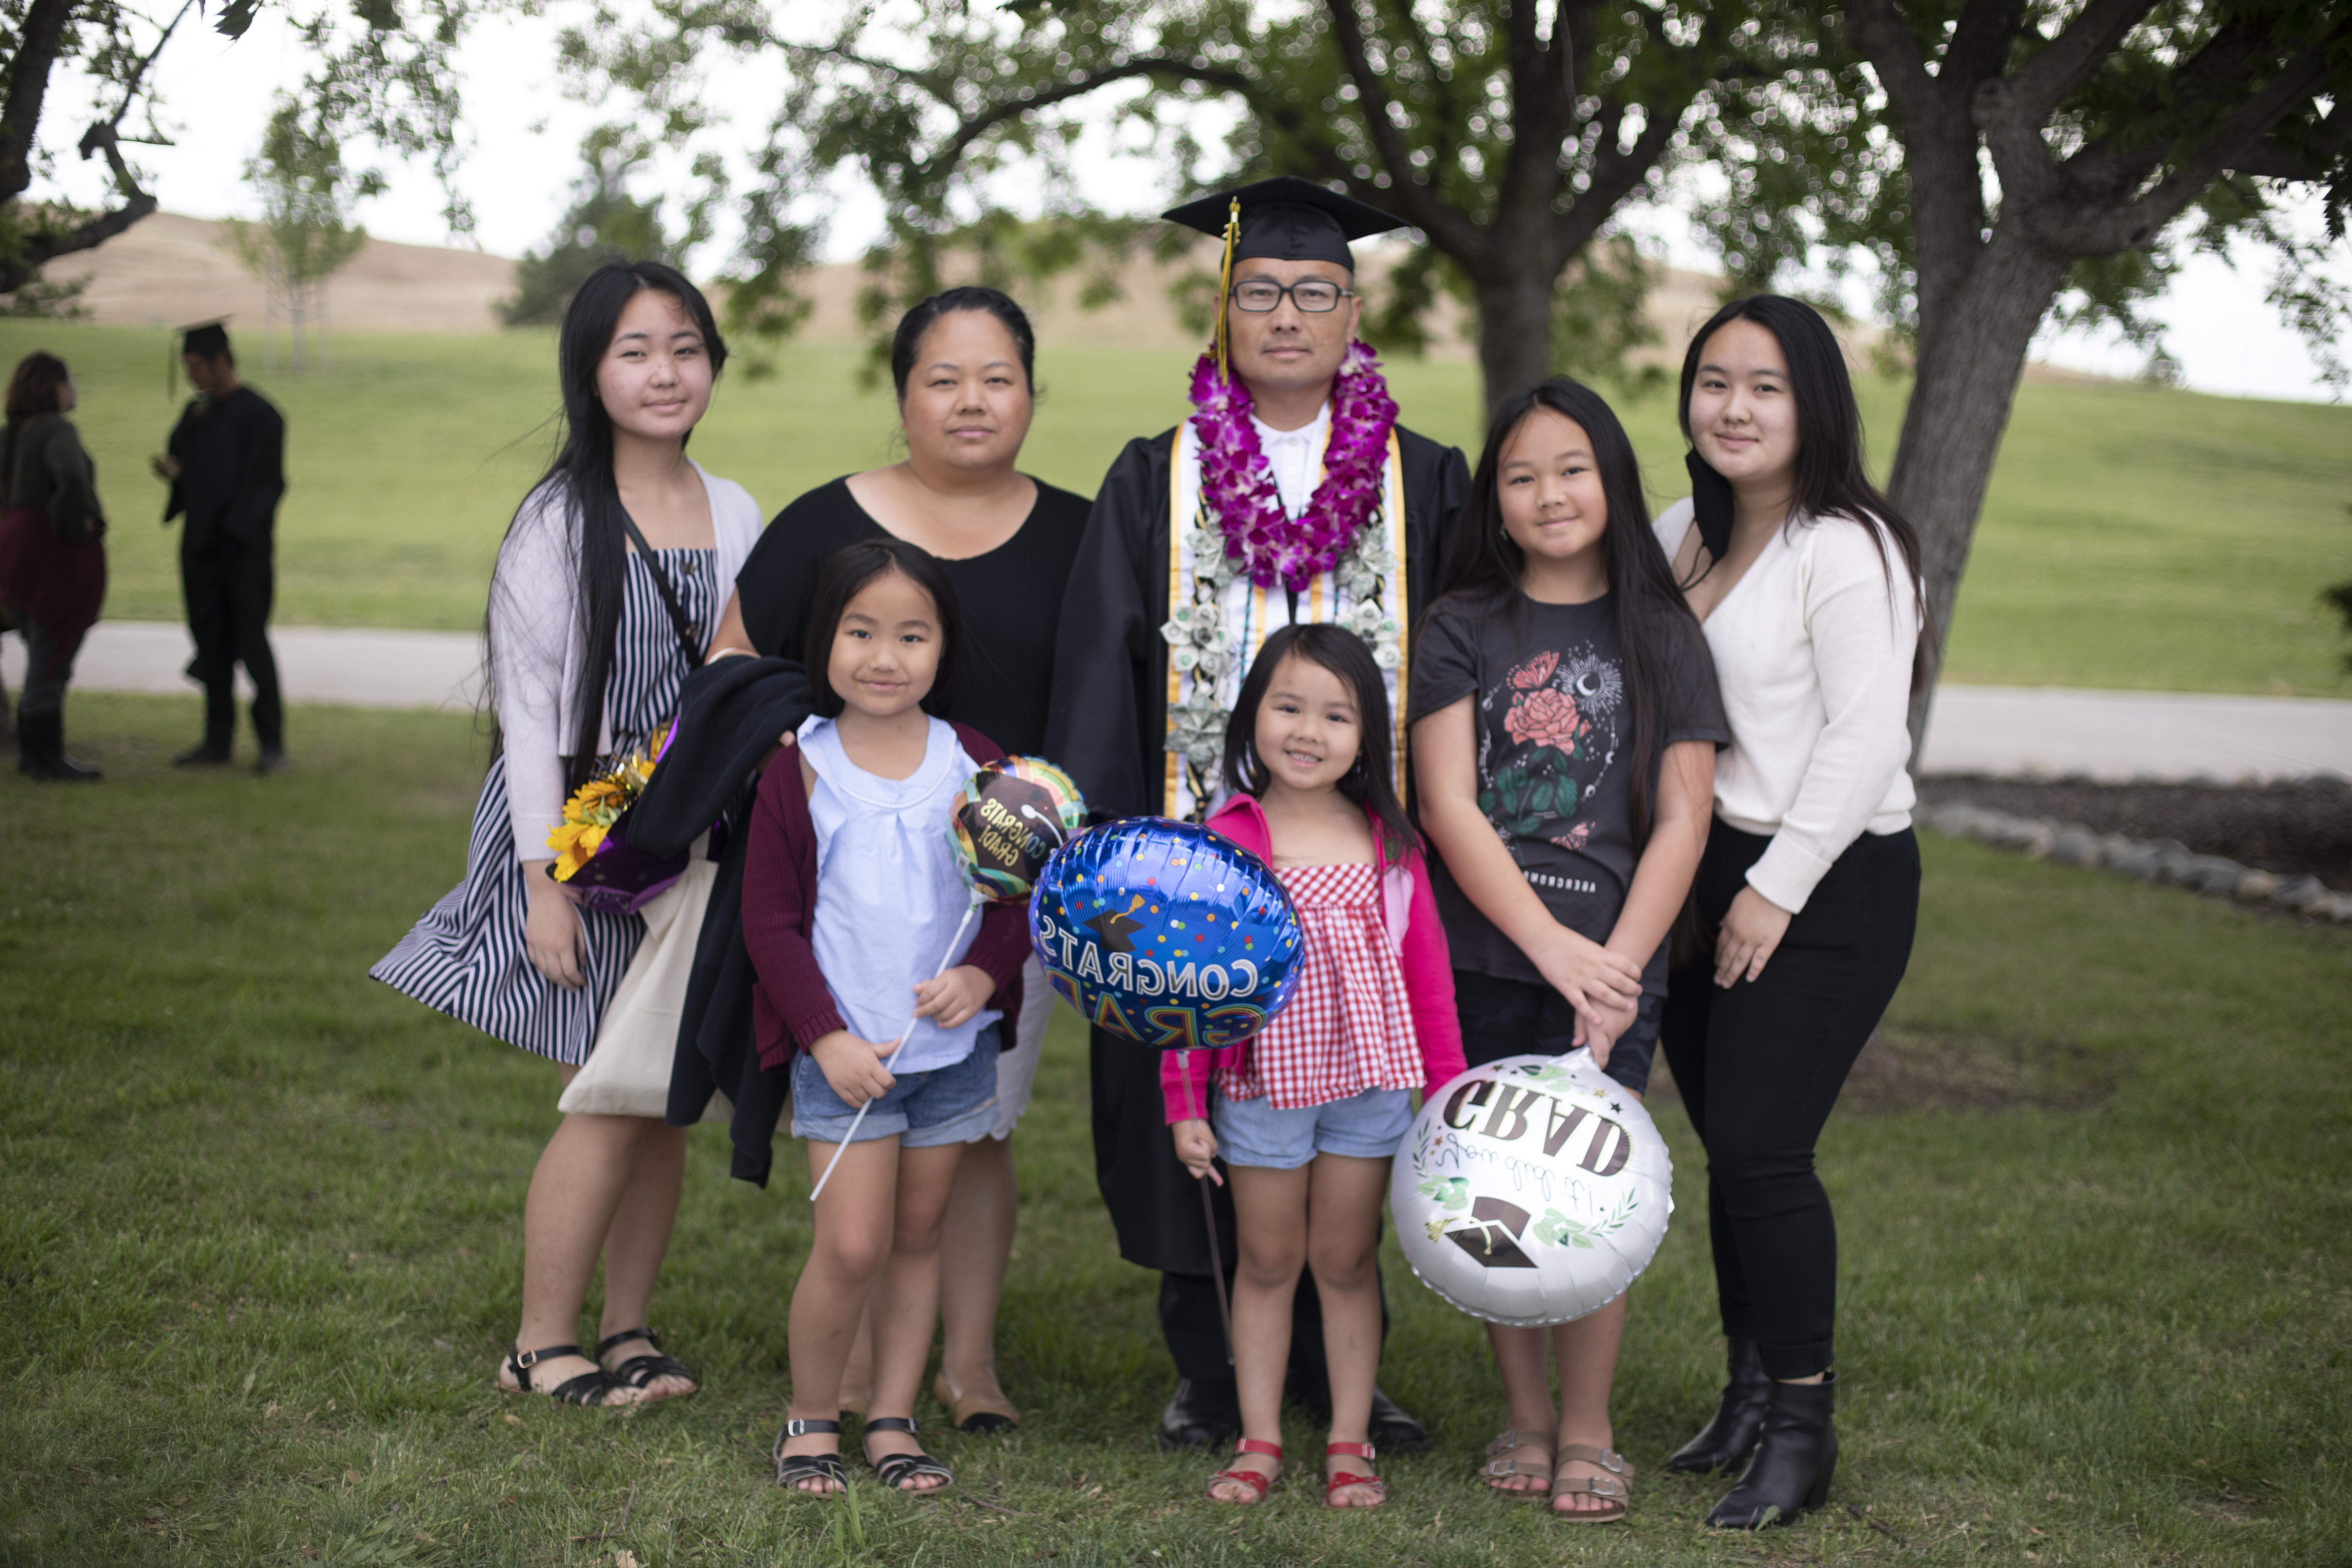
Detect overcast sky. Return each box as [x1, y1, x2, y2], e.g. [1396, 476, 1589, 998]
[31, 5, 2346, 402]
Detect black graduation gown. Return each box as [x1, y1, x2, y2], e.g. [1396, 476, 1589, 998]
[165, 388, 285, 548]
[1041, 422, 1471, 1276]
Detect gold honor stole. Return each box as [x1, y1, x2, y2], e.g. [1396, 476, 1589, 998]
[1162, 422, 1410, 820]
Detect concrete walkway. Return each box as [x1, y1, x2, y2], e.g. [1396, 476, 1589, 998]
[10, 621, 2350, 781]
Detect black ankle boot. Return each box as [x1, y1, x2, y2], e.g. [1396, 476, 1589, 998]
[17, 711, 99, 782]
[1668, 1336, 1770, 1474]
[1706, 1372, 1837, 1529]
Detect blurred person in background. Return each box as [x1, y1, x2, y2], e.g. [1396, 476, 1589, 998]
[0, 351, 108, 781]
[153, 320, 288, 773]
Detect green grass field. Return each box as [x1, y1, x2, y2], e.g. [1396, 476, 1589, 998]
[7, 320, 2349, 696]
[5, 695, 2348, 1565]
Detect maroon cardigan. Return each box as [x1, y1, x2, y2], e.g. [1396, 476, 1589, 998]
[743, 720, 1029, 1072]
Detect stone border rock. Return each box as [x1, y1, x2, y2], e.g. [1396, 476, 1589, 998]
[1918, 800, 2352, 924]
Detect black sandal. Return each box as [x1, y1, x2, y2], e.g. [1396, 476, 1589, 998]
[504, 1342, 630, 1406]
[774, 1417, 849, 1493]
[597, 1327, 698, 1399]
[861, 1416, 954, 1492]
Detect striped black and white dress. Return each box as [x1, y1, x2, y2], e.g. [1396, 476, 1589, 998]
[371, 549, 719, 1064]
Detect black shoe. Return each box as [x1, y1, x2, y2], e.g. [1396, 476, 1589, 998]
[174, 742, 232, 767]
[1158, 1377, 1240, 1449]
[253, 748, 289, 775]
[1368, 1386, 1429, 1454]
[16, 712, 100, 781]
[1706, 1372, 1838, 1529]
[1669, 1336, 1771, 1474]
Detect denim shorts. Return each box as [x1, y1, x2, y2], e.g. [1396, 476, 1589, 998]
[1210, 1084, 1416, 1170]
[1452, 968, 1661, 1096]
[790, 1022, 1001, 1147]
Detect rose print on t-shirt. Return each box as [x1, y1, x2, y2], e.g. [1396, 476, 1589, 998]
[1477, 644, 1621, 852]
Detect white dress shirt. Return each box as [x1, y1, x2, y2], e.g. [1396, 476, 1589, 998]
[1255, 402, 1331, 516]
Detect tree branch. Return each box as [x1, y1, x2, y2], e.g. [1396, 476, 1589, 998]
[1320, 0, 1486, 259]
[2032, 24, 2350, 255]
[1841, 0, 1942, 127]
[915, 55, 1253, 192]
[0, 0, 74, 203]
[1941, 0, 2028, 90]
[2003, 0, 2159, 118]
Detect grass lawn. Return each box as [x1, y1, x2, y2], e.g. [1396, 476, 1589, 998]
[6, 320, 2350, 696]
[5, 694, 2348, 1566]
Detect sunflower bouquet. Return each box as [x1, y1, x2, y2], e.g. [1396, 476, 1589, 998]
[544, 725, 689, 913]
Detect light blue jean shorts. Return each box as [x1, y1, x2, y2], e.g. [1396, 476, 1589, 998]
[790, 1023, 1001, 1147]
[1210, 1084, 1415, 1170]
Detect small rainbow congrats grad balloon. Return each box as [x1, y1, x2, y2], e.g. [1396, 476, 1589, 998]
[1030, 818, 1304, 1052]
[1391, 1051, 1673, 1326]
[948, 756, 1087, 904]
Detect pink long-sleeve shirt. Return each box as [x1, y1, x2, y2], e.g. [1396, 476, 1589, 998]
[1161, 793, 1466, 1124]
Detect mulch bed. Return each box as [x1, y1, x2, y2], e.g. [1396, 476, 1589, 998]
[1915, 773, 2352, 889]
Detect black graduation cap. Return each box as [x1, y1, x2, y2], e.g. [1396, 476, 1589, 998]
[180, 318, 232, 358]
[1162, 176, 1405, 273]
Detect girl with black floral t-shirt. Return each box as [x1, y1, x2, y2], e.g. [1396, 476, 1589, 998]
[1411, 378, 1727, 1524]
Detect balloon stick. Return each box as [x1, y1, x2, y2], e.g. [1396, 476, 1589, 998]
[1181, 1046, 1237, 1367]
[808, 902, 979, 1204]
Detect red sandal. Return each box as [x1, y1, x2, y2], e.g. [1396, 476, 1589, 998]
[1207, 1437, 1283, 1504]
[1325, 1441, 1387, 1508]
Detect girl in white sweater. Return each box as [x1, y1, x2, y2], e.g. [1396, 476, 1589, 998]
[1650, 296, 1927, 1530]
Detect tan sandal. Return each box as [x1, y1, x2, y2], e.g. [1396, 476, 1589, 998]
[1481, 1428, 1555, 1498]
[932, 1371, 1020, 1434]
[1550, 1444, 1632, 1523]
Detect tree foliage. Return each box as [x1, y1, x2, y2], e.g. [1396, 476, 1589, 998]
[1695, 0, 2352, 388]
[498, 125, 724, 327]
[221, 97, 378, 372]
[0, 0, 478, 297]
[555, 0, 1782, 405]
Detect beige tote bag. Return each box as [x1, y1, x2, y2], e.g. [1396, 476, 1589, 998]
[559, 852, 730, 1123]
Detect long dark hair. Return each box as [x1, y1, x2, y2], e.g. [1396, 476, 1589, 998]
[492, 261, 727, 786]
[889, 286, 1037, 401]
[4, 352, 69, 419]
[803, 537, 965, 720]
[1222, 623, 1417, 857]
[1427, 377, 1707, 847]
[1677, 294, 1932, 685]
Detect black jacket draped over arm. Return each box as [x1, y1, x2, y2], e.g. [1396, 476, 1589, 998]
[628, 653, 811, 1185]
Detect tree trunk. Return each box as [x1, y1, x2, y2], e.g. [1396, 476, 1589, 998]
[1471, 260, 1561, 417]
[290, 282, 306, 376]
[1885, 228, 2072, 761]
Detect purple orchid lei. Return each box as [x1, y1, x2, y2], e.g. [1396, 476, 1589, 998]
[1188, 340, 1399, 592]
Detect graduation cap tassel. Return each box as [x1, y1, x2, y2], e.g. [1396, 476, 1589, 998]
[1212, 196, 1240, 381]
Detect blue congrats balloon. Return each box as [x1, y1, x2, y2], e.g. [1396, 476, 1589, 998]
[1030, 817, 1304, 1052]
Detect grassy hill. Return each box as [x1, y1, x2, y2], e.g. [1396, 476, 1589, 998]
[10, 320, 2348, 696]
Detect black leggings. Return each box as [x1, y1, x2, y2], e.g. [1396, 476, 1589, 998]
[1660, 821, 1919, 1380]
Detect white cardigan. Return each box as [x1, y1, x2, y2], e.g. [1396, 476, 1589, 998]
[1654, 496, 1917, 913]
[490, 461, 763, 861]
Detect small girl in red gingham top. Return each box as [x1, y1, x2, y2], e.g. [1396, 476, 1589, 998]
[1166, 624, 1466, 1511]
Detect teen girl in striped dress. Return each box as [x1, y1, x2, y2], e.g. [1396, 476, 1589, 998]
[372, 262, 762, 1407]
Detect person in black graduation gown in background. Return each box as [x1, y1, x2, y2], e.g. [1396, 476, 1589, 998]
[153, 321, 289, 772]
[1043, 177, 1471, 1452]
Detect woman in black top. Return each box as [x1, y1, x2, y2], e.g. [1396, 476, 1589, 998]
[708, 286, 1088, 1434]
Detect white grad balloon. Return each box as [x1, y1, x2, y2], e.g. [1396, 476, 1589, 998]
[1391, 1050, 1673, 1326]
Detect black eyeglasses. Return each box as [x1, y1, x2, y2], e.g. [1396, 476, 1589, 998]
[1229, 279, 1355, 314]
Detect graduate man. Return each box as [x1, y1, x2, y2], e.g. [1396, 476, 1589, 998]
[1044, 177, 1471, 1450]
[153, 321, 289, 771]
